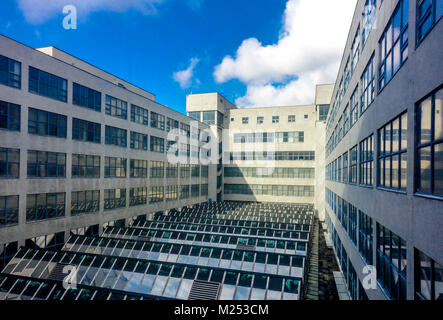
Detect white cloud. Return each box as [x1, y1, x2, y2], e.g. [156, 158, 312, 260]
[214, 0, 357, 107]
[17, 0, 204, 24]
[173, 58, 200, 89]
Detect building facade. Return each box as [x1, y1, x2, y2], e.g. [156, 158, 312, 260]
[324, 0, 443, 300]
[0, 35, 213, 270]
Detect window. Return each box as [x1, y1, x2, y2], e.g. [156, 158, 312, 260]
[0, 100, 20, 131]
[0, 195, 19, 226]
[417, 0, 443, 44]
[165, 186, 178, 202]
[191, 184, 200, 197]
[288, 115, 296, 123]
[217, 111, 224, 127]
[361, 54, 375, 114]
[150, 136, 165, 153]
[105, 95, 127, 120]
[379, 0, 409, 90]
[242, 117, 249, 124]
[202, 111, 215, 125]
[224, 184, 314, 197]
[72, 118, 101, 144]
[130, 187, 147, 206]
[359, 210, 373, 265]
[166, 163, 178, 178]
[27, 151, 66, 178]
[362, 0, 377, 46]
[349, 146, 358, 184]
[0, 242, 18, 271]
[343, 105, 349, 135]
[73, 83, 101, 112]
[377, 223, 407, 300]
[415, 248, 443, 300]
[351, 26, 360, 76]
[0, 148, 19, 178]
[350, 86, 359, 127]
[28, 108, 67, 138]
[167, 118, 179, 132]
[348, 204, 357, 245]
[359, 135, 374, 186]
[149, 186, 164, 203]
[105, 125, 127, 148]
[72, 154, 100, 178]
[151, 112, 165, 130]
[150, 161, 164, 178]
[180, 185, 190, 199]
[180, 123, 190, 137]
[28, 66, 67, 102]
[130, 159, 147, 178]
[201, 165, 209, 178]
[319, 105, 329, 121]
[104, 189, 126, 210]
[131, 104, 149, 126]
[257, 117, 264, 124]
[71, 190, 99, 216]
[105, 157, 126, 178]
[416, 87, 443, 196]
[26, 192, 65, 221]
[0, 54, 21, 88]
[201, 184, 208, 196]
[188, 112, 201, 122]
[378, 112, 408, 190]
[272, 116, 279, 123]
[130, 131, 148, 151]
[304, 115, 308, 119]
[180, 164, 190, 178]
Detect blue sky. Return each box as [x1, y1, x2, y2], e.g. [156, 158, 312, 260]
[0, 0, 356, 114]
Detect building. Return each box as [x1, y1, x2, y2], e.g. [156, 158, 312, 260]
[0, 34, 213, 270]
[324, 0, 442, 300]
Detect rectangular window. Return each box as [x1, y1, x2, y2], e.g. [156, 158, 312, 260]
[0, 195, 19, 226]
[272, 116, 280, 123]
[379, 0, 409, 90]
[0, 147, 20, 179]
[351, 26, 360, 76]
[359, 135, 374, 186]
[0, 100, 20, 131]
[191, 165, 200, 178]
[361, 54, 375, 114]
[165, 185, 179, 202]
[416, 87, 442, 196]
[188, 112, 201, 122]
[27, 151, 66, 178]
[377, 223, 407, 300]
[217, 111, 224, 127]
[0, 54, 21, 88]
[180, 185, 190, 199]
[72, 118, 101, 144]
[180, 123, 190, 137]
[72, 154, 100, 178]
[415, 248, 443, 300]
[378, 112, 408, 190]
[201, 184, 209, 196]
[201, 165, 209, 178]
[288, 115, 296, 123]
[150, 161, 164, 178]
[191, 184, 200, 197]
[71, 190, 99, 216]
[417, 0, 443, 44]
[349, 146, 358, 184]
[257, 117, 264, 124]
[26, 192, 65, 221]
[105, 125, 127, 148]
[359, 210, 373, 265]
[104, 189, 126, 210]
[151, 111, 165, 130]
[167, 117, 179, 133]
[28, 66, 67, 102]
[130, 187, 147, 206]
[105, 157, 126, 178]
[350, 86, 359, 127]
[130, 131, 148, 151]
[72, 83, 101, 112]
[105, 95, 127, 120]
[202, 111, 215, 125]
[149, 186, 164, 203]
[166, 163, 178, 178]
[28, 108, 67, 138]
[348, 204, 358, 245]
[362, 0, 377, 46]
[130, 159, 147, 178]
[319, 105, 329, 121]
[343, 105, 349, 135]
[180, 164, 190, 178]
[150, 136, 165, 153]
[130, 104, 149, 125]
[242, 117, 249, 124]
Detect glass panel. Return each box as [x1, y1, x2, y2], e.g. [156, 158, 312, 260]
[435, 89, 443, 141]
[219, 285, 235, 300]
[434, 143, 443, 195]
[418, 147, 432, 193]
[420, 97, 432, 145]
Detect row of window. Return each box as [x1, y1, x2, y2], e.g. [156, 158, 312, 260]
[224, 167, 315, 179]
[188, 111, 224, 127]
[1, 186, 209, 225]
[327, 86, 442, 197]
[233, 132, 305, 144]
[0, 148, 209, 180]
[230, 151, 315, 161]
[234, 114, 308, 125]
[224, 184, 314, 198]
